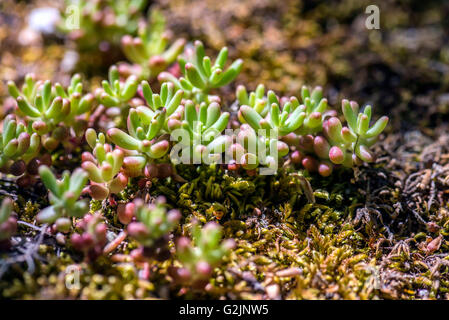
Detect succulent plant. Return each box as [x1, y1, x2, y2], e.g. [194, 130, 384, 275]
[0, 198, 17, 250]
[239, 96, 306, 137]
[170, 100, 231, 165]
[120, 10, 186, 79]
[8, 75, 80, 151]
[140, 81, 184, 119]
[117, 201, 135, 225]
[36, 166, 89, 231]
[0, 115, 40, 176]
[233, 84, 389, 176]
[106, 82, 185, 176]
[71, 213, 108, 261]
[82, 129, 128, 200]
[292, 86, 336, 135]
[159, 40, 243, 103]
[127, 197, 180, 261]
[226, 124, 288, 173]
[54, 74, 95, 136]
[236, 84, 272, 122]
[323, 99, 389, 166]
[60, 0, 148, 50]
[288, 100, 388, 176]
[7, 73, 41, 105]
[233, 86, 331, 173]
[238, 85, 331, 135]
[170, 221, 234, 288]
[96, 65, 139, 108]
[107, 122, 169, 178]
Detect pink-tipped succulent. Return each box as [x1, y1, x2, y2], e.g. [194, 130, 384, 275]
[234, 84, 388, 176]
[70, 213, 108, 261]
[95, 65, 138, 108]
[8, 76, 70, 151]
[159, 40, 243, 104]
[106, 82, 185, 176]
[169, 221, 235, 289]
[82, 129, 128, 200]
[8, 73, 94, 151]
[172, 100, 231, 165]
[36, 166, 89, 232]
[0, 114, 40, 176]
[54, 74, 95, 137]
[236, 84, 272, 122]
[120, 10, 186, 80]
[127, 197, 181, 261]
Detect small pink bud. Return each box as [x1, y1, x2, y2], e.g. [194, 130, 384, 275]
[176, 267, 191, 282]
[127, 222, 149, 239]
[149, 55, 166, 67]
[167, 118, 181, 131]
[318, 161, 333, 177]
[167, 209, 181, 224]
[82, 233, 94, 248]
[71, 233, 84, 251]
[81, 152, 96, 163]
[196, 261, 212, 276]
[132, 37, 143, 46]
[313, 136, 330, 159]
[83, 214, 93, 224]
[329, 146, 344, 164]
[122, 156, 145, 177]
[298, 135, 314, 153]
[32, 120, 47, 135]
[277, 141, 289, 157]
[290, 150, 303, 164]
[117, 202, 135, 225]
[301, 156, 318, 172]
[89, 184, 109, 200]
[176, 237, 191, 253]
[95, 223, 107, 239]
[121, 35, 133, 46]
[281, 133, 299, 147]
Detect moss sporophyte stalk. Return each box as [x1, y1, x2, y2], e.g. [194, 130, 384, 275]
[0, 1, 395, 299]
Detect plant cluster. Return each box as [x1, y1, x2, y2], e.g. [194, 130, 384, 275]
[119, 10, 186, 80]
[0, 115, 40, 176]
[71, 213, 108, 261]
[230, 85, 388, 176]
[169, 222, 235, 289]
[127, 197, 180, 261]
[36, 166, 88, 232]
[82, 129, 128, 200]
[5, 74, 94, 179]
[158, 40, 243, 103]
[0, 26, 389, 293]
